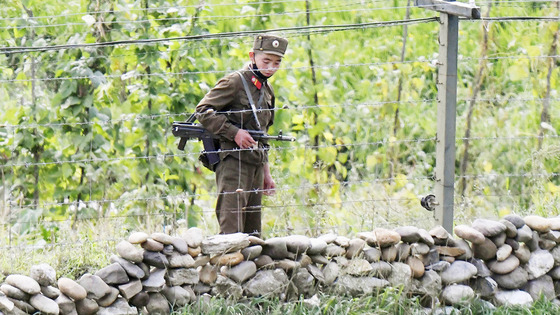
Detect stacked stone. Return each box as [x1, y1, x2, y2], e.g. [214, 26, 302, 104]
[451, 214, 560, 307]
[4, 216, 560, 314]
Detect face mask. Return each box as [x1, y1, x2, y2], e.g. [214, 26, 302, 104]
[251, 60, 270, 81]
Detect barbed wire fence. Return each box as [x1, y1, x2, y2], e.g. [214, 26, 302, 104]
[1, 0, 559, 255]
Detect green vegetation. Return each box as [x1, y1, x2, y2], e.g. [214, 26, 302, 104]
[0, 0, 558, 267]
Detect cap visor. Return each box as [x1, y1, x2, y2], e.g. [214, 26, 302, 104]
[262, 50, 284, 57]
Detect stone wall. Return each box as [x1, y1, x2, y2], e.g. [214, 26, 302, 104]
[1, 214, 560, 314]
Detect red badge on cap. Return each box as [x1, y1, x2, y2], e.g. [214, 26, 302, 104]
[251, 76, 262, 90]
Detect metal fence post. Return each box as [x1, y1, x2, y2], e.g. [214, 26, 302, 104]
[414, 0, 480, 233]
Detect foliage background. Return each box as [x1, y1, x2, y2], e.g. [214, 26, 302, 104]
[0, 0, 559, 262]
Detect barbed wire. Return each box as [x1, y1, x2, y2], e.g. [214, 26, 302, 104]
[4, 52, 560, 84]
[0, 17, 437, 54]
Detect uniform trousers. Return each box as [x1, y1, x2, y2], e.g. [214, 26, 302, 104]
[215, 156, 264, 236]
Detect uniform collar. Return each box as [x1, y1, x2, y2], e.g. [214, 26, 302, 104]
[245, 63, 267, 90]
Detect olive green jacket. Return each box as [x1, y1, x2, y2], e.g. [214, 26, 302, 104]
[195, 63, 275, 164]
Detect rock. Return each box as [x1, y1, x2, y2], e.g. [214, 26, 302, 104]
[318, 233, 338, 244]
[541, 231, 560, 243]
[490, 232, 507, 248]
[426, 261, 450, 273]
[180, 227, 204, 248]
[30, 264, 57, 287]
[549, 266, 560, 280]
[97, 298, 138, 315]
[472, 219, 506, 237]
[226, 261, 257, 283]
[334, 275, 389, 296]
[454, 225, 485, 244]
[500, 219, 518, 238]
[146, 292, 170, 315]
[291, 268, 316, 297]
[472, 237, 497, 260]
[410, 243, 430, 256]
[395, 243, 411, 262]
[0, 294, 15, 314]
[77, 274, 111, 300]
[58, 277, 87, 301]
[0, 284, 28, 300]
[193, 255, 211, 268]
[324, 244, 346, 257]
[395, 226, 421, 243]
[75, 298, 99, 315]
[526, 231, 540, 251]
[298, 254, 313, 268]
[248, 235, 266, 246]
[429, 226, 450, 241]
[346, 238, 366, 259]
[161, 286, 194, 307]
[335, 236, 351, 248]
[254, 255, 275, 269]
[210, 251, 244, 266]
[410, 270, 441, 297]
[302, 294, 320, 308]
[95, 263, 129, 285]
[472, 277, 497, 298]
[373, 228, 401, 247]
[422, 249, 440, 267]
[503, 214, 525, 228]
[549, 217, 560, 231]
[440, 261, 477, 285]
[283, 235, 311, 254]
[199, 264, 218, 285]
[212, 275, 243, 299]
[243, 269, 289, 297]
[441, 285, 474, 305]
[455, 239, 473, 260]
[110, 255, 146, 279]
[262, 237, 290, 259]
[29, 294, 59, 315]
[307, 264, 325, 284]
[143, 251, 169, 269]
[494, 289, 533, 306]
[275, 259, 300, 272]
[470, 258, 491, 277]
[526, 250, 554, 279]
[496, 244, 513, 262]
[381, 245, 397, 262]
[323, 262, 339, 285]
[55, 294, 76, 315]
[493, 267, 529, 289]
[514, 243, 531, 264]
[436, 246, 465, 257]
[188, 246, 202, 257]
[141, 268, 166, 292]
[167, 268, 200, 286]
[118, 280, 142, 300]
[523, 275, 555, 301]
[345, 259, 373, 276]
[97, 287, 119, 307]
[387, 262, 412, 290]
[170, 236, 189, 254]
[128, 291, 149, 308]
[516, 225, 533, 243]
[140, 238, 164, 252]
[488, 255, 520, 275]
[5, 275, 41, 295]
[116, 241, 143, 263]
[128, 231, 149, 244]
[307, 238, 328, 255]
[418, 228, 435, 246]
[370, 261, 393, 279]
[524, 215, 551, 233]
[241, 245, 263, 260]
[150, 232, 173, 245]
[539, 238, 556, 251]
[505, 238, 519, 250]
[201, 233, 250, 255]
[407, 256, 425, 279]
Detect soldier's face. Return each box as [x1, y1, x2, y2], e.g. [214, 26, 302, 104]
[251, 52, 282, 77]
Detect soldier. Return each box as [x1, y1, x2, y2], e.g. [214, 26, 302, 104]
[195, 34, 288, 237]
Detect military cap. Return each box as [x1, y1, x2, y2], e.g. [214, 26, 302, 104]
[253, 34, 288, 57]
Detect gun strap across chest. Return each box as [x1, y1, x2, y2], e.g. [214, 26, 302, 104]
[237, 71, 265, 129]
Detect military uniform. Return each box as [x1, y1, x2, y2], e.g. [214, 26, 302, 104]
[195, 35, 288, 236]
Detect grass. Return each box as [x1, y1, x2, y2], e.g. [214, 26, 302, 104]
[172, 292, 560, 315]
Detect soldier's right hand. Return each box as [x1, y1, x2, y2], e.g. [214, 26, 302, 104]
[234, 129, 257, 149]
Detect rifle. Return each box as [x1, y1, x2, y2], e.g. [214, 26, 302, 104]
[171, 120, 295, 170]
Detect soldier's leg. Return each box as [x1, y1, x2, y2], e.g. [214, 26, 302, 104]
[215, 156, 251, 234]
[243, 164, 264, 236]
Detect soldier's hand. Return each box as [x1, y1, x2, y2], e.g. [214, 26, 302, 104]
[234, 129, 257, 149]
